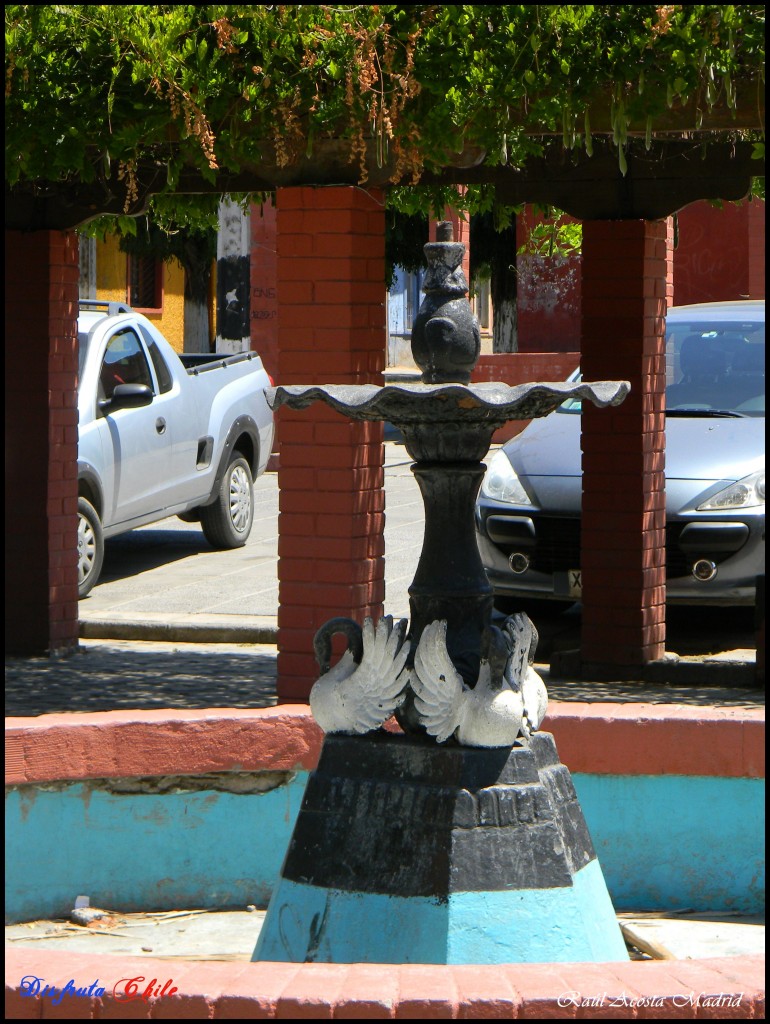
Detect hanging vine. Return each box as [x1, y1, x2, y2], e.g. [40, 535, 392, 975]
[5, 5, 765, 221]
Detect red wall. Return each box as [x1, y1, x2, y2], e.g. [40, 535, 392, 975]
[252, 199, 764, 365]
[674, 198, 765, 305]
[513, 199, 765, 354]
[516, 207, 583, 352]
[472, 352, 580, 441]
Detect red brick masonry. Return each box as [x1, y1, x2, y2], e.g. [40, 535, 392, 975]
[5, 704, 764, 1019]
[4, 947, 765, 1019]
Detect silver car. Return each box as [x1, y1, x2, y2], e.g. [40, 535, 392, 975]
[475, 301, 765, 608]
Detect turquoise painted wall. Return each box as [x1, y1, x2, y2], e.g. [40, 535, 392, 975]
[5, 773, 309, 924]
[5, 772, 764, 924]
[575, 774, 765, 914]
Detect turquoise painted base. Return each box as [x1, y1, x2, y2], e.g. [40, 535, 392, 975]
[253, 858, 627, 964]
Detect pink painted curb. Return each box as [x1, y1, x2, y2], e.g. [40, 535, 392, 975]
[5, 703, 764, 785]
[5, 707, 324, 785]
[5, 948, 765, 1019]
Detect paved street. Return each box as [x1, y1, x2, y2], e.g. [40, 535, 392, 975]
[79, 439, 422, 633]
[5, 440, 762, 717]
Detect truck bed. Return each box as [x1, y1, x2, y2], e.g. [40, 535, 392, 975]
[179, 351, 261, 374]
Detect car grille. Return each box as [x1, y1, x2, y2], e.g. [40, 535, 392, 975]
[527, 517, 581, 574]
[490, 517, 739, 580]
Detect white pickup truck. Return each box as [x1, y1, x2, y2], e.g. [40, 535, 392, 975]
[77, 301, 275, 597]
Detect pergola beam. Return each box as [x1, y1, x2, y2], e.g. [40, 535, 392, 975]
[5, 131, 764, 232]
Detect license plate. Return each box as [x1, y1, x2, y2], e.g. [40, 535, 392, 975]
[555, 570, 582, 598]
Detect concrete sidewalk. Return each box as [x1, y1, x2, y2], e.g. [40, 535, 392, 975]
[78, 440, 758, 676]
[6, 906, 765, 963]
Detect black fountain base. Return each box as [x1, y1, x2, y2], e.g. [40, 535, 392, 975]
[253, 731, 627, 964]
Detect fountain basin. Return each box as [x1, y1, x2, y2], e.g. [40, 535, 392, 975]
[5, 702, 763, 1016]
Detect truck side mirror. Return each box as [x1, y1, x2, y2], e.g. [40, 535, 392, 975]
[99, 383, 154, 412]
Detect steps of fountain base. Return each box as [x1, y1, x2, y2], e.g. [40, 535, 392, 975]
[253, 731, 628, 964]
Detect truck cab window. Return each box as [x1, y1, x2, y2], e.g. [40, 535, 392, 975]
[99, 329, 153, 402]
[138, 324, 174, 394]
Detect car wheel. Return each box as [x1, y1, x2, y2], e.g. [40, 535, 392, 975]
[78, 497, 104, 598]
[200, 453, 254, 548]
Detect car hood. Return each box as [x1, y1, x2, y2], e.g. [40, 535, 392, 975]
[506, 411, 765, 483]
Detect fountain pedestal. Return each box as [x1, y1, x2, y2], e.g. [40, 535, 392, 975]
[254, 224, 630, 964]
[254, 731, 627, 963]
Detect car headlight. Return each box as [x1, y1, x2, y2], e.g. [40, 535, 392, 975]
[697, 469, 765, 510]
[481, 450, 532, 505]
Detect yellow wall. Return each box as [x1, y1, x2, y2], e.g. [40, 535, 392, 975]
[95, 236, 186, 353]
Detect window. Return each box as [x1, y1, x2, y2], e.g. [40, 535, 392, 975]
[127, 253, 162, 311]
[98, 329, 153, 403]
[139, 325, 174, 394]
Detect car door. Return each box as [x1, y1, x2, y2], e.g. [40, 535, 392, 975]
[95, 326, 172, 525]
[137, 322, 211, 506]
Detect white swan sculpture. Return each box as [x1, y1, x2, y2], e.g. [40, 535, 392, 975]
[310, 615, 410, 735]
[410, 613, 548, 747]
[501, 613, 548, 737]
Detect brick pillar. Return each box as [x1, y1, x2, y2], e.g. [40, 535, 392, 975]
[580, 219, 672, 668]
[275, 186, 386, 701]
[5, 230, 79, 655]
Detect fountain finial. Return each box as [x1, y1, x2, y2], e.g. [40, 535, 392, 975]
[410, 221, 481, 384]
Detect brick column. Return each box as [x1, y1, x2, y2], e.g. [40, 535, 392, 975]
[580, 219, 672, 668]
[5, 230, 79, 655]
[275, 186, 386, 701]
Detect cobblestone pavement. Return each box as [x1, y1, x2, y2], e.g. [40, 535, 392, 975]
[5, 641, 279, 717]
[5, 639, 764, 718]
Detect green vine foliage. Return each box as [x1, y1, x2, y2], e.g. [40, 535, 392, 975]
[6, 4, 765, 220]
[517, 212, 583, 259]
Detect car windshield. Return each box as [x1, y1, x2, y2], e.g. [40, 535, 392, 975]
[558, 316, 765, 417]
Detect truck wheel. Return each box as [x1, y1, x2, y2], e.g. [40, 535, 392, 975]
[200, 453, 254, 548]
[78, 497, 104, 598]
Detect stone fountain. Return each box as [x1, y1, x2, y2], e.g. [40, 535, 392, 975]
[254, 223, 630, 964]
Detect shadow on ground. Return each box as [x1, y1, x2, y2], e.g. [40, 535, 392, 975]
[5, 644, 278, 717]
[5, 628, 764, 718]
[99, 527, 213, 582]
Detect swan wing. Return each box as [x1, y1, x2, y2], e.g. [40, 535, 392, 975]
[457, 686, 524, 748]
[333, 616, 410, 734]
[411, 620, 465, 743]
[521, 666, 548, 735]
[310, 648, 359, 733]
[502, 612, 533, 689]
